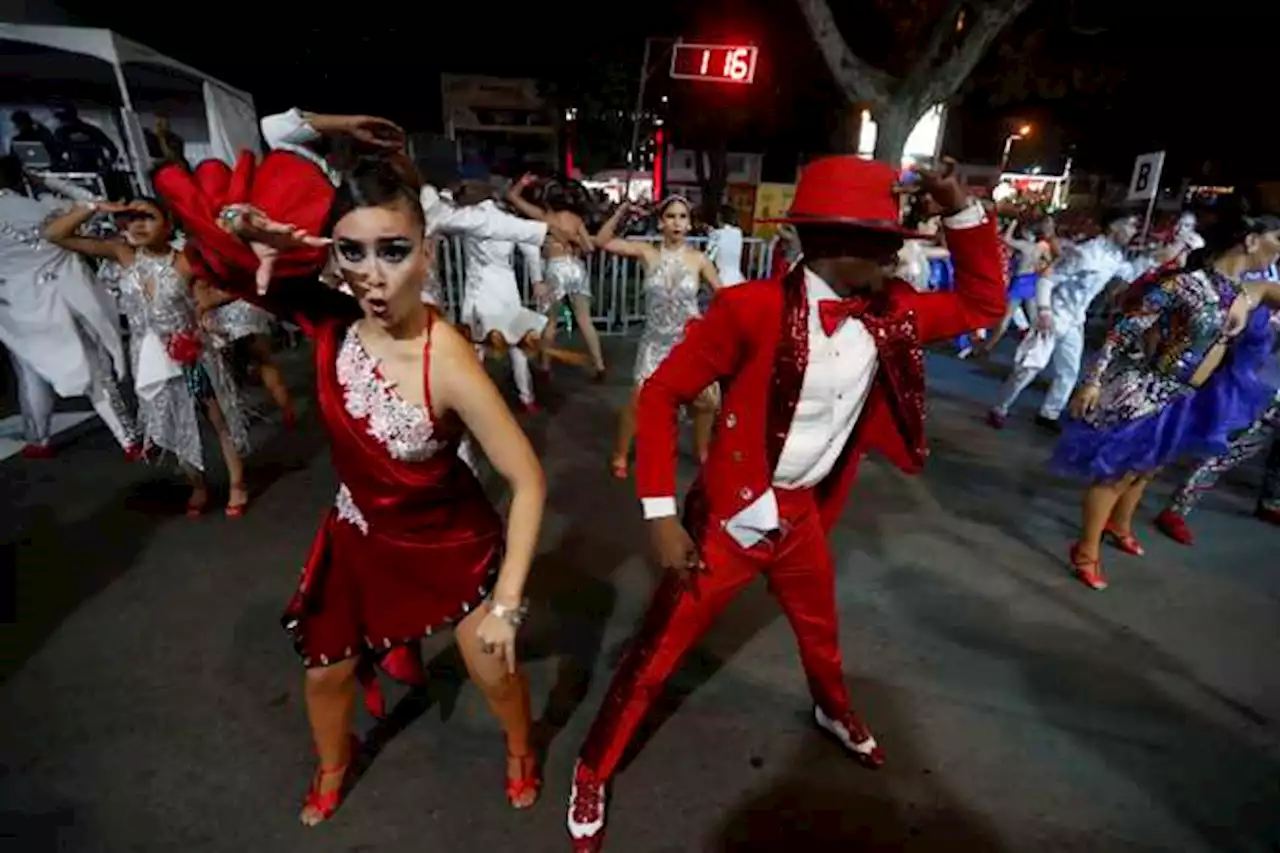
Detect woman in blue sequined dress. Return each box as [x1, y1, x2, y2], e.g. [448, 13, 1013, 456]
[1053, 209, 1280, 590]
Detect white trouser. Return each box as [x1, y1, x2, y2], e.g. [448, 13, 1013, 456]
[15, 353, 56, 444]
[992, 320, 1086, 420]
[471, 340, 535, 408]
[14, 352, 134, 449]
[508, 346, 534, 406]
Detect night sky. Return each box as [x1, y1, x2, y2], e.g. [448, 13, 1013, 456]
[41, 0, 1279, 184]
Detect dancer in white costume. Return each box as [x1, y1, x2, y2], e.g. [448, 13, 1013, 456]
[706, 204, 747, 287]
[449, 182, 548, 412]
[988, 212, 1153, 431]
[0, 159, 138, 458]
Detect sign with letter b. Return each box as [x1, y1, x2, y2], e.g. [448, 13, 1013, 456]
[1127, 151, 1165, 202]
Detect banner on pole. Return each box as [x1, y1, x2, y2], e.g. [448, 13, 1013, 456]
[1127, 151, 1165, 202]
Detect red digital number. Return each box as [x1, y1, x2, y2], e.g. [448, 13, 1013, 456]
[671, 44, 756, 84]
[723, 48, 751, 81]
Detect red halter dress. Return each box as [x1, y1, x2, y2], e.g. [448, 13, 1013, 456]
[155, 152, 502, 714]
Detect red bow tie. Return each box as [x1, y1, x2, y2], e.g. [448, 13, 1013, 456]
[818, 296, 873, 336]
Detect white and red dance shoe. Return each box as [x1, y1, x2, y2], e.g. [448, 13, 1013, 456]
[813, 705, 887, 769]
[567, 760, 607, 852]
[566, 709, 885, 850]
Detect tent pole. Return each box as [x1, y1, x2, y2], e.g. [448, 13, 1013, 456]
[110, 60, 150, 195]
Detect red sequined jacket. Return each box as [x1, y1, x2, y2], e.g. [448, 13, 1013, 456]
[634, 214, 1006, 539]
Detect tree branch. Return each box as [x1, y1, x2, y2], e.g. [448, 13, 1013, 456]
[794, 0, 894, 103]
[921, 0, 1034, 106]
[902, 0, 969, 89]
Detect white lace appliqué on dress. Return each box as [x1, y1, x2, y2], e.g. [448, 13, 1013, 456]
[332, 325, 445, 534]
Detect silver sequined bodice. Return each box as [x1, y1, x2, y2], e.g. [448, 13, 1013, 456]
[633, 247, 702, 383]
[117, 251, 196, 339]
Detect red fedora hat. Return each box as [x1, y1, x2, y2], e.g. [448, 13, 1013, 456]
[761, 155, 922, 236]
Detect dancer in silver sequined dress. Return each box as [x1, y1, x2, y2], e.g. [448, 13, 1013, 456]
[198, 287, 298, 428]
[506, 175, 608, 380]
[592, 195, 721, 478]
[44, 198, 251, 516]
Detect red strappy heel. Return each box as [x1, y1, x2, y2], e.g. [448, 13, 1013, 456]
[300, 735, 359, 826]
[225, 485, 249, 519]
[1102, 523, 1145, 556]
[505, 752, 541, 809]
[1069, 542, 1108, 590]
[1155, 509, 1195, 545]
[609, 456, 628, 480]
[186, 488, 208, 518]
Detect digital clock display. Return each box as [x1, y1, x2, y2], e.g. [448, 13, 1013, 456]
[669, 44, 758, 85]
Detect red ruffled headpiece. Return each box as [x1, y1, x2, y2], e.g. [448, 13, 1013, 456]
[154, 150, 335, 289]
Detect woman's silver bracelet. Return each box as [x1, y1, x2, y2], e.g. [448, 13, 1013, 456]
[490, 600, 529, 628]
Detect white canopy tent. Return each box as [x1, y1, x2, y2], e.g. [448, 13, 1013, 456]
[0, 24, 259, 191]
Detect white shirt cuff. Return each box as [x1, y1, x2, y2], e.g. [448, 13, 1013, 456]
[941, 203, 987, 230]
[641, 497, 677, 519]
[261, 108, 320, 150]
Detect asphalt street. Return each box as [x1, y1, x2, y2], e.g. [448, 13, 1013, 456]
[1, 336, 1278, 853]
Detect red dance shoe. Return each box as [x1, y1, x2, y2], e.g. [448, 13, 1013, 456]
[814, 705, 886, 769]
[566, 760, 608, 852]
[1154, 508, 1195, 546]
[1255, 506, 1280, 526]
[299, 734, 360, 827]
[185, 488, 209, 518]
[1102, 523, 1145, 556]
[123, 444, 145, 463]
[506, 751, 541, 810]
[986, 410, 1007, 430]
[609, 456, 628, 481]
[1068, 542, 1108, 590]
[20, 443, 55, 460]
[520, 401, 543, 416]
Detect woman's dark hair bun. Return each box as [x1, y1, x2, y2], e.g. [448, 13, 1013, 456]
[324, 155, 425, 236]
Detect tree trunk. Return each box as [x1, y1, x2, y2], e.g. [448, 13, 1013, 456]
[871, 99, 922, 165]
[796, 0, 1035, 164]
[830, 104, 867, 154]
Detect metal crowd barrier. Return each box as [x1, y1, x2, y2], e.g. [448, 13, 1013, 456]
[434, 235, 775, 334]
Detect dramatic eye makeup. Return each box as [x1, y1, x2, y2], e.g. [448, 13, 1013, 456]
[334, 237, 416, 265]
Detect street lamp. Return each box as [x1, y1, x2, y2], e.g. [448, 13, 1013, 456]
[1000, 124, 1032, 173]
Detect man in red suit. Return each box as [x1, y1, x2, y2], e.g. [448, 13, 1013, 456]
[566, 156, 1006, 851]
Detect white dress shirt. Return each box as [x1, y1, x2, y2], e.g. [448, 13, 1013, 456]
[1045, 236, 1149, 324]
[642, 203, 988, 547]
[638, 269, 877, 546]
[259, 108, 340, 186]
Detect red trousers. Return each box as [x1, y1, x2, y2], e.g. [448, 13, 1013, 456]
[578, 487, 851, 780]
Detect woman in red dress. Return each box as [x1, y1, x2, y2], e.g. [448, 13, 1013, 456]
[154, 151, 547, 824]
